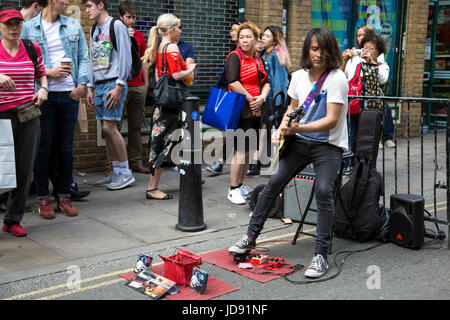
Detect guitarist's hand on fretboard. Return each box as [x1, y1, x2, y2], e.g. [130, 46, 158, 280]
[280, 118, 299, 136]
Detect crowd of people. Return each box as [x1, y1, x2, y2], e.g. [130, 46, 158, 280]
[0, 0, 393, 279]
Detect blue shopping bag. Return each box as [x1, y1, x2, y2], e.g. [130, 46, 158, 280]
[201, 87, 245, 130]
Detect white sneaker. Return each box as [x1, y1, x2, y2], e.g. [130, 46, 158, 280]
[304, 254, 329, 278]
[227, 187, 246, 205]
[385, 139, 396, 148]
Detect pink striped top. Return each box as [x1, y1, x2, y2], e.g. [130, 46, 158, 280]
[0, 40, 46, 112]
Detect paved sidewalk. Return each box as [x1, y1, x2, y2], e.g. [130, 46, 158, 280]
[0, 164, 274, 281]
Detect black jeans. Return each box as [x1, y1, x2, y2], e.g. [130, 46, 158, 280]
[33, 92, 78, 198]
[248, 136, 342, 254]
[0, 109, 40, 226]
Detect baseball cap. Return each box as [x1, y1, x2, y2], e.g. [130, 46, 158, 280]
[0, 9, 24, 23]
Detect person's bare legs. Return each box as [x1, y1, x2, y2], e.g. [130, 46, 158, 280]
[101, 120, 128, 162]
[147, 168, 169, 199]
[230, 150, 249, 186]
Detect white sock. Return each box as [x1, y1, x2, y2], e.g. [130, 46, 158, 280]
[112, 161, 120, 174]
[119, 161, 131, 175]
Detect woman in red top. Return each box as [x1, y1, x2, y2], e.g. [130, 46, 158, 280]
[142, 13, 196, 200]
[0, 9, 47, 236]
[225, 22, 270, 205]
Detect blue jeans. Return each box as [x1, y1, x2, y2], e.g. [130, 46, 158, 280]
[247, 136, 342, 254]
[94, 80, 128, 121]
[34, 92, 79, 198]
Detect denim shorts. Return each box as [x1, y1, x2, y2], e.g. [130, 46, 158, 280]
[94, 80, 128, 121]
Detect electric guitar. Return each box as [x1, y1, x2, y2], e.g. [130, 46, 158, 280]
[271, 105, 305, 167]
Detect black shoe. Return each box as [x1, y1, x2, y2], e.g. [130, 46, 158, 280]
[246, 163, 260, 177]
[70, 183, 91, 200]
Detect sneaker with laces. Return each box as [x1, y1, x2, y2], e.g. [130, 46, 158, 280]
[39, 198, 55, 219]
[107, 173, 136, 190]
[57, 197, 78, 217]
[2, 223, 27, 237]
[228, 234, 256, 254]
[227, 187, 246, 205]
[95, 172, 117, 187]
[304, 254, 329, 278]
[206, 162, 223, 176]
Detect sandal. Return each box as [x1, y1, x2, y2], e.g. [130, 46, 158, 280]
[145, 188, 173, 200]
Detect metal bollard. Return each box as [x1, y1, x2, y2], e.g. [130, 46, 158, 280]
[176, 96, 206, 232]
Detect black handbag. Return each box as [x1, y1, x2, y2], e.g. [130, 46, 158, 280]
[153, 43, 184, 110]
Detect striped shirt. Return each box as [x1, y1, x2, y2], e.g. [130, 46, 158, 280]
[0, 40, 46, 112]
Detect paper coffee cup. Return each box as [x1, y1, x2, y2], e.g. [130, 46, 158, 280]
[60, 57, 72, 69]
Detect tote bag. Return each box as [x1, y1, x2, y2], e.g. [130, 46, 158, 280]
[201, 67, 245, 130]
[0, 119, 16, 193]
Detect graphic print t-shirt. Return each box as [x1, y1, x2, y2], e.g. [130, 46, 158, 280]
[91, 26, 113, 72]
[287, 68, 349, 151]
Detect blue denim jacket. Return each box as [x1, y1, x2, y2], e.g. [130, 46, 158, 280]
[21, 12, 89, 86]
[263, 51, 290, 111]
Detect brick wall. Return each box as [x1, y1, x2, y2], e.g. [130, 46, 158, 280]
[244, 0, 311, 71]
[398, 0, 429, 137]
[285, 0, 311, 71]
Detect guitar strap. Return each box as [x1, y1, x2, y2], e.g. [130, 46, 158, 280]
[301, 70, 329, 114]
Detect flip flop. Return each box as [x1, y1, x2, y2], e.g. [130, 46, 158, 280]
[145, 189, 173, 200]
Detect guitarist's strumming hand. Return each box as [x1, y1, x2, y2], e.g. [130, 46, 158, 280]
[272, 129, 282, 144]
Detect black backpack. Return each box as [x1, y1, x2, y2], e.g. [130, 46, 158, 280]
[334, 109, 388, 242]
[91, 18, 142, 80]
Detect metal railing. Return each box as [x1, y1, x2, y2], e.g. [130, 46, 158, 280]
[349, 95, 450, 248]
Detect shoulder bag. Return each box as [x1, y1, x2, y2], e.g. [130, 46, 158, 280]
[16, 39, 42, 123]
[153, 43, 186, 111]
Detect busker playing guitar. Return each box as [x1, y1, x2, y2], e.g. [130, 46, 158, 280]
[228, 28, 349, 279]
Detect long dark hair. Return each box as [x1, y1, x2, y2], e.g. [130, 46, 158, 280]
[300, 28, 342, 71]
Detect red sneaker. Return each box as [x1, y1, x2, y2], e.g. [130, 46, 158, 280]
[2, 223, 27, 237]
[39, 198, 55, 219]
[57, 197, 78, 217]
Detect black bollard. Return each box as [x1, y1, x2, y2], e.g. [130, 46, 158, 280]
[176, 96, 206, 231]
